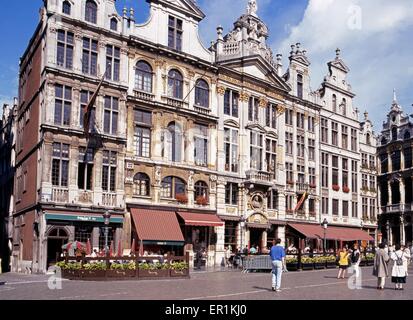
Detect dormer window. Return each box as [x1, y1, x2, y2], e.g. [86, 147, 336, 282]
[366, 133, 371, 146]
[168, 16, 183, 51]
[332, 94, 337, 113]
[342, 98, 347, 116]
[392, 127, 398, 141]
[62, 1, 71, 15]
[297, 73, 303, 99]
[85, 0, 97, 24]
[110, 18, 118, 31]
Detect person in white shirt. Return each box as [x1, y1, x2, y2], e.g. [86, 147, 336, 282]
[350, 244, 361, 279]
[390, 244, 408, 290]
[401, 245, 411, 276]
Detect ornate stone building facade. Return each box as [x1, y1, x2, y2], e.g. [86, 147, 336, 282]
[377, 93, 413, 246]
[9, 0, 379, 273]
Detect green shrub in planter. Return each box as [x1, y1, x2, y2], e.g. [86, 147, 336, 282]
[286, 257, 298, 264]
[170, 262, 189, 271]
[83, 262, 107, 270]
[301, 257, 315, 264]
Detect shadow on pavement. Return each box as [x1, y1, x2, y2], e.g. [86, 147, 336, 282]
[252, 286, 273, 292]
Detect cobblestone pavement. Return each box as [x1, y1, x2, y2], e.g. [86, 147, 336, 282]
[0, 266, 411, 300]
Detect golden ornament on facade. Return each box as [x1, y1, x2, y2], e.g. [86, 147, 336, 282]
[217, 86, 226, 96]
[259, 97, 268, 108]
[239, 92, 250, 102]
[276, 105, 286, 114]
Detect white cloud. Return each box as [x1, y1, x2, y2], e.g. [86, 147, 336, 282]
[277, 0, 413, 129]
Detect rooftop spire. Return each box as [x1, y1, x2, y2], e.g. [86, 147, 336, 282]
[393, 88, 397, 104]
[247, 0, 258, 17]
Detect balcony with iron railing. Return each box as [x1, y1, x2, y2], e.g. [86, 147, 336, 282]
[380, 203, 413, 214]
[134, 90, 155, 102]
[246, 170, 274, 184]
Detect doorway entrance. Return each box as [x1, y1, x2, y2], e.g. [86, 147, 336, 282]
[47, 228, 68, 268]
[249, 228, 263, 252]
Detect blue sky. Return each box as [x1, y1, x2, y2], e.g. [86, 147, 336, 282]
[1, 0, 412, 130]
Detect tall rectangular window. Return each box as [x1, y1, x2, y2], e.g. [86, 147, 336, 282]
[224, 128, 239, 172]
[286, 162, 293, 183]
[370, 199, 376, 219]
[79, 90, 95, 129]
[342, 125, 348, 149]
[352, 201, 358, 218]
[342, 200, 349, 217]
[82, 37, 98, 76]
[380, 154, 388, 173]
[332, 199, 339, 216]
[57, 30, 74, 69]
[322, 197, 329, 215]
[248, 97, 259, 122]
[362, 198, 368, 218]
[321, 153, 329, 188]
[361, 153, 368, 168]
[308, 116, 315, 133]
[52, 143, 69, 187]
[297, 135, 304, 158]
[103, 96, 119, 135]
[266, 103, 277, 129]
[351, 129, 357, 151]
[362, 174, 368, 189]
[78, 147, 94, 190]
[332, 155, 339, 186]
[102, 150, 117, 192]
[134, 109, 152, 158]
[342, 158, 348, 188]
[105, 45, 120, 82]
[404, 147, 412, 169]
[168, 16, 183, 51]
[369, 175, 376, 190]
[194, 124, 208, 167]
[225, 183, 238, 205]
[309, 167, 316, 186]
[54, 84, 72, 126]
[266, 139, 277, 177]
[296, 112, 305, 129]
[321, 118, 328, 143]
[285, 132, 293, 155]
[308, 138, 315, 161]
[250, 132, 263, 170]
[224, 89, 239, 117]
[332, 122, 338, 146]
[285, 109, 293, 126]
[297, 164, 305, 184]
[267, 190, 278, 210]
[351, 160, 358, 192]
[286, 195, 293, 212]
[369, 155, 376, 170]
[297, 74, 303, 99]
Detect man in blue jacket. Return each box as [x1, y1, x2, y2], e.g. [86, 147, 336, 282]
[269, 239, 286, 292]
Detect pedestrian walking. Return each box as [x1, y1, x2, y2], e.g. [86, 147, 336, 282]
[224, 247, 231, 268]
[337, 247, 350, 279]
[269, 239, 286, 292]
[401, 245, 411, 276]
[390, 244, 408, 290]
[350, 244, 361, 279]
[373, 243, 390, 290]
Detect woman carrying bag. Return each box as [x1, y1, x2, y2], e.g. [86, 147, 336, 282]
[390, 244, 408, 290]
[337, 247, 350, 279]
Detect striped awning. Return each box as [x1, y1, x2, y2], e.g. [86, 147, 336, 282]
[177, 212, 224, 227]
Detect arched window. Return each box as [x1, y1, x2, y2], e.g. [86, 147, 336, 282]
[342, 98, 347, 116]
[85, 0, 97, 24]
[404, 131, 411, 140]
[110, 18, 118, 31]
[195, 79, 209, 108]
[135, 61, 153, 93]
[392, 127, 398, 141]
[194, 181, 208, 203]
[167, 69, 183, 99]
[332, 94, 337, 113]
[165, 122, 182, 162]
[133, 173, 150, 196]
[62, 1, 71, 15]
[366, 133, 371, 146]
[161, 176, 186, 199]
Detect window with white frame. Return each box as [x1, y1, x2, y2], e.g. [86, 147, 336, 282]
[250, 131, 263, 170]
[265, 138, 277, 176]
[133, 173, 150, 196]
[52, 143, 69, 187]
[57, 30, 73, 69]
[321, 118, 328, 143]
[54, 84, 72, 126]
[224, 89, 239, 117]
[168, 16, 183, 51]
[82, 37, 98, 76]
[105, 45, 120, 82]
[134, 109, 152, 158]
[308, 138, 315, 161]
[297, 134, 304, 158]
[352, 201, 358, 218]
[296, 112, 305, 129]
[285, 109, 293, 126]
[224, 128, 238, 172]
[321, 153, 329, 188]
[103, 96, 118, 135]
[248, 97, 259, 122]
[135, 61, 153, 93]
[85, 0, 97, 24]
[332, 155, 339, 186]
[285, 132, 293, 155]
[194, 124, 208, 166]
[102, 150, 117, 192]
[331, 122, 338, 146]
[78, 147, 94, 191]
[342, 125, 348, 149]
[266, 103, 277, 129]
[194, 79, 209, 108]
[285, 162, 293, 184]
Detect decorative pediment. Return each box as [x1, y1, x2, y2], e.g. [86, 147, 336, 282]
[156, 0, 205, 20]
[329, 59, 350, 73]
[265, 130, 278, 140]
[224, 119, 240, 128]
[246, 122, 266, 133]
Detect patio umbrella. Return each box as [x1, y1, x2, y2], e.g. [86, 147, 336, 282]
[86, 239, 92, 256]
[138, 239, 144, 257]
[109, 241, 114, 257]
[61, 241, 86, 251]
[117, 239, 122, 257]
[131, 238, 136, 255]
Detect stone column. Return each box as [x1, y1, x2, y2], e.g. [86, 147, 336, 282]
[261, 230, 267, 251]
[276, 226, 286, 246]
[400, 216, 405, 246]
[388, 181, 392, 206]
[387, 151, 392, 172]
[400, 179, 405, 206]
[92, 227, 100, 251]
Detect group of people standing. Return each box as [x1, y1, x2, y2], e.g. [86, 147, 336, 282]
[373, 243, 411, 290]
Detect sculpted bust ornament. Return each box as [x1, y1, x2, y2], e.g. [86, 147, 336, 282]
[247, 0, 258, 16]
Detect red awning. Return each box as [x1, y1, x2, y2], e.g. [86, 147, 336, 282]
[325, 227, 374, 241]
[177, 212, 224, 227]
[288, 223, 322, 239]
[130, 208, 184, 242]
[288, 223, 374, 242]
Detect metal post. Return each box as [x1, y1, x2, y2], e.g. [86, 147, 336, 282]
[324, 228, 326, 254]
[105, 226, 109, 257]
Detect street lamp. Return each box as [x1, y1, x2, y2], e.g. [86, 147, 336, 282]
[103, 210, 111, 258]
[322, 218, 328, 254]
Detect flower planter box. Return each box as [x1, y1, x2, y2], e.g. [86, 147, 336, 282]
[80, 270, 107, 279]
[138, 269, 170, 279]
[286, 263, 298, 271]
[359, 260, 367, 267]
[314, 262, 326, 270]
[301, 263, 314, 271]
[170, 269, 190, 278]
[326, 262, 337, 269]
[366, 260, 374, 266]
[107, 269, 136, 278]
[62, 269, 80, 279]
